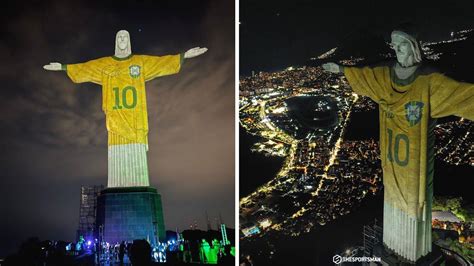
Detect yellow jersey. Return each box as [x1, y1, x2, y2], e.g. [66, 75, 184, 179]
[64, 54, 183, 146]
[344, 63, 474, 218]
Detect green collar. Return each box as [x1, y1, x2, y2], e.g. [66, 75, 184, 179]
[112, 54, 133, 61]
[390, 62, 421, 86]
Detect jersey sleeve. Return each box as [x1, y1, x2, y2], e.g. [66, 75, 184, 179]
[343, 66, 388, 103]
[142, 54, 183, 81]
[64, 57, 107, 84]
[429, 73, 474, 120]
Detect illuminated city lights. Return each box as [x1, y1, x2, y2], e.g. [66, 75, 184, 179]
[240, 32, 472, 237]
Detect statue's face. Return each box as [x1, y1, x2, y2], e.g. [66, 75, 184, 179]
[390, 34, 414, 67]
[116, 31, 129, 50]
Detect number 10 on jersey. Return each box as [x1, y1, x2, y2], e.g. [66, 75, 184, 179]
[113, 86, 137, 109]
[387, 128, 409, 167]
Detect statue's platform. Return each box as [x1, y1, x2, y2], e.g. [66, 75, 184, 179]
[96, 186, 165, 245]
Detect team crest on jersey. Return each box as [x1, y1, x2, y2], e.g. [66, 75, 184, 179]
[129, 65, 141, 78]
[405, 101, 424, 126]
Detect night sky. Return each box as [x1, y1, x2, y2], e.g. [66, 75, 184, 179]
[241, 0, 474, 75]
[0, 0, 234, 256]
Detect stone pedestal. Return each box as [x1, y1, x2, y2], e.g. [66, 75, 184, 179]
[96, 187, 165, 245]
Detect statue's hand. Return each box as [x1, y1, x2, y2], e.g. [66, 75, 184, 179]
[322, 62, 341, 74]
[184, 47, 208, 59]
[43, 62, 62, 71]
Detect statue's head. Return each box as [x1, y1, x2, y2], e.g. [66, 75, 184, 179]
[115, 30, 132, 55]
[390, 29, 422, 67]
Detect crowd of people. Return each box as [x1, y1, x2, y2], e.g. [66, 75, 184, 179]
[95, 237, 236, 265]
[2, 236, 235, 265]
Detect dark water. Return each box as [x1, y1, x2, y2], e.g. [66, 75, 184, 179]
[285, 96, 338, 129]
[239, 126, 284, 198]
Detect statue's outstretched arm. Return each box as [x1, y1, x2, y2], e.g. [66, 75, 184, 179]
[43, 58, 105, 84]
[430, 73, 474, 120]
[322, 62, 343, 74]
[184, 47, 208, 59]
[43, 62, 63, 71]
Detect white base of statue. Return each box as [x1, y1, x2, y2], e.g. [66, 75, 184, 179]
[383, 201, 432, 262]
[107, 142, 150, 188]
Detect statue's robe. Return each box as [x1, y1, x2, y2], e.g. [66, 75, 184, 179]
[344, 62, 473, 262]
[64, 54, 183, 187]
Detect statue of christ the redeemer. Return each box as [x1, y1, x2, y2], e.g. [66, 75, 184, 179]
[322, 26, 473, 262]
[44, 30, 207, 188]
